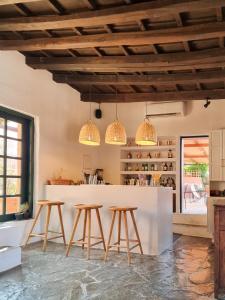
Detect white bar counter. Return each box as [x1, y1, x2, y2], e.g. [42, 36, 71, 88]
[45, 185, 173, 256]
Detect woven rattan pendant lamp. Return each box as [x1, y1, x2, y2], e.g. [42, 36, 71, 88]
[79, 101, 100, 146]
[135, 103, 157, 146]
[105, 103, 127, 145]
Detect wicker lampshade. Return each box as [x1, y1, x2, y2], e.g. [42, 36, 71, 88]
[105, 120, 127, 145]
[79, 119, 100, 146]
[135, 118, 157, 146]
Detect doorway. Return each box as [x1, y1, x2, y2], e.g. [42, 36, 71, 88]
[180, 136, 209, 214]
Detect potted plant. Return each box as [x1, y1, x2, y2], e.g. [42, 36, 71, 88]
[15, 202, 30, 220]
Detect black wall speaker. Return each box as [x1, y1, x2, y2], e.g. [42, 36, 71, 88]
[95, 108, 102, 119]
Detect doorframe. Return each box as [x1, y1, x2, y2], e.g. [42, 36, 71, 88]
[179, 134, 209, 214]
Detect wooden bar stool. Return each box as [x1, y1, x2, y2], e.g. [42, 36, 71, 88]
[104, 206, 143, 265]
[25, 200, 66, 251]
[66, 204, 106, 259]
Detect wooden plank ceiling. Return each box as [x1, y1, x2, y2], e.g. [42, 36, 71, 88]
[1, 0, 225, 103]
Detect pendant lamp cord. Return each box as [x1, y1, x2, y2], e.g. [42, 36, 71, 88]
[89, 102, 92, 120]
[145, 102, 148, 119]
[89, 85, 92, 120]
[115, 86, 118, 120]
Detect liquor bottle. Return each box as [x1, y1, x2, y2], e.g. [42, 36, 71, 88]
[163, 163, 168, 171]
[127, 152, 132, 159]
[147, 152, 152, 159]
[169, 163, 173, 171]
[168, 149, 173, 158]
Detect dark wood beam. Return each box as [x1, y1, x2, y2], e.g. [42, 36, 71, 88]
[0, 0, 39, 4]
[53, 70, 225, 86]
[83, 0, 97, 10]
[81, 90, 225, 103]
[47, 0, 66, 15]
[0, 0, 224, 31]
[26, 48, 225, 72]
[1, 22, 225, 51]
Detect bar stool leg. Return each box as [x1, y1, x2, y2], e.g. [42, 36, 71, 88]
[96, 208, 106, 252]
[82, 209, 87, 250]
[24, 204, 43, 246]
[87, 209, 91, 260]
[123, 211, 131, 265]
[104, 211, 116, 262]
[57, 205, 66, 246]
[43, 205, 52, 252]
[130, 210, 143, 255]
[117, 211, 122, 253]
[66, 209, 81, 256]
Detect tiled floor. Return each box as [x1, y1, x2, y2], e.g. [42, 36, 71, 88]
[0, 236, 222, 300]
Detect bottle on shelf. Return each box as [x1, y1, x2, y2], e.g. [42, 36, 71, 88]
[163, 163, 168, 171]
[151, 164, 155, 171]
[127, 152, 132, 159]
[147, 152, 152, 159]
[168, 149, 173, 158]
[136, 151, 142, 159]
[169, 163, 173, 171]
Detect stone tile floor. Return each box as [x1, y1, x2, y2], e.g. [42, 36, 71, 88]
[0, 235, 224, 300]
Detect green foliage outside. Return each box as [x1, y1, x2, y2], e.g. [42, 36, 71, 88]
[184, 163, 209, 185]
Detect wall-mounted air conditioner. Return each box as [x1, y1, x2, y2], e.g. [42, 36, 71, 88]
[146, 101, 186, 118]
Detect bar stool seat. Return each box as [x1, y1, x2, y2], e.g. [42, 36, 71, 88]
[75, 204, 102, 210]
[66, 203, 106, 259]
[110, 206, 138, 211]
[105, 206, 143, 265]
[25, 200, 66, 251]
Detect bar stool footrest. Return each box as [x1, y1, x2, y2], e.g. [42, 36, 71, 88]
[108, 240, 140, 250]
[30, 233, 63, 241]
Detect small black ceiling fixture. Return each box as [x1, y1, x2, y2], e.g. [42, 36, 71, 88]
[95, 103, 102, 119]
[204, 97, 211, 108]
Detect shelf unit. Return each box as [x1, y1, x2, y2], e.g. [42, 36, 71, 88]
[120, 136, 178, 212]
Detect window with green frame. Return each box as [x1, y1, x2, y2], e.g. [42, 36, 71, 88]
[0, 106, 34, 222]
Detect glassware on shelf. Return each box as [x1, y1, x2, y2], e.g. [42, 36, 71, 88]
[152, 174, 161, 186]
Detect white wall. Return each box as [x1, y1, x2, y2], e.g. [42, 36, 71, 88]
[0, 51, 100, 205]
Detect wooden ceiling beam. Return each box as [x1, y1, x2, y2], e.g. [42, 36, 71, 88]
[82, 0, 97, 10]
[80, 90, 225, 103]
[47, 0, 66, 15]
[1, 22, 225, 50]
[0, 0, 225, 31]
[0, 0, 39, 5]
[26, 48, 225, 72]
[52, 70, 225, 85]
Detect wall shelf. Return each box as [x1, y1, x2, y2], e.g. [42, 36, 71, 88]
[120, 145, 176, 151]
[120, 171, 176, 175]
[120, 135, 178, 212]
[120, 158, 176, 163]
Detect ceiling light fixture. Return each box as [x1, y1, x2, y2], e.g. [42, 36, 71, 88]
[105, 101, 127, 145]
[135, 103, 157, 146]
[79, 87, 100, 146]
